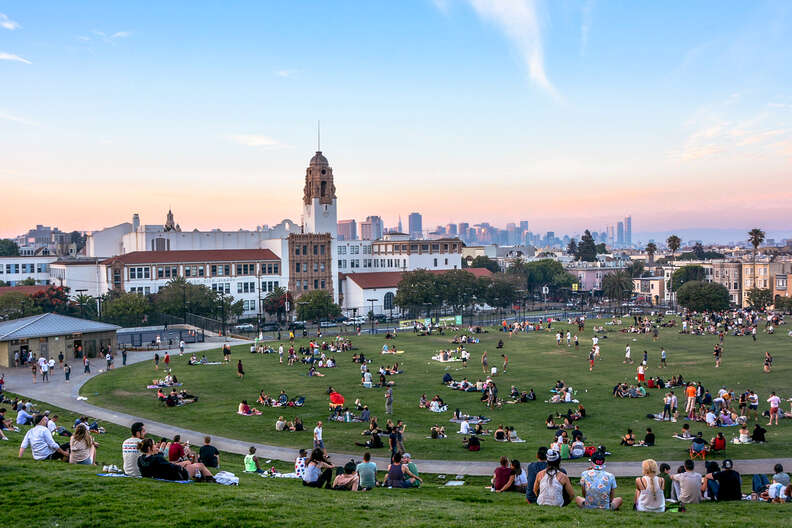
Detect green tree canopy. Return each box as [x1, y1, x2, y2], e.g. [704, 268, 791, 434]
[30, 285, 72, 314]
[395, 269, 441, 312]
[0, 239, 19, 256]
[577, 230, 597, 262]
[507, 259, 573, 293]
[103, 292, 151, 327]
[0, 292, 42, 320]
[477, 273, 519, 309]
[464, 255, 500, 273]
[746, 288, 773, 310]
[437, 269, 479, 314]
[295, 290, 341, 321]
[676, 281, 730, 312]
[154, 277, 217, 317]
[671, 265, 705, 292]
[19, 277, 37, 286]
[566, 239, 578, 259]
[602, 270, 633, 304]
[262, 287, 292, 322]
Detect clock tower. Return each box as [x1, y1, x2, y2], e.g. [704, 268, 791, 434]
[302, 150, 337, 237]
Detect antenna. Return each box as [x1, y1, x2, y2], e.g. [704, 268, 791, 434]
[317, 120, 321, 151]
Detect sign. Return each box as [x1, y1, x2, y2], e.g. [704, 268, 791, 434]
[572, 283, 579, 292]
[542, 286, 549, 295]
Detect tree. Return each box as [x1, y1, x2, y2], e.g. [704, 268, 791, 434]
[566, 239, 578, 259]
[602, 270, 633, 309]
[666, 235, 681, 304]
[214, 292, 244, 330]
[465, 255, 500, 273]
[676, 281, 730, 312]
[30, 285, 72, 314]
[692, 242, 705, 259]
[437, 269, 478, 314]
[645, 242, 657, 266]
[262, 286, 293, 323]
[671, 265, 705, 292]
[295, 290, 341, 322]
[627, 260, 645, 278]
[0, 239, 19, 257]
[19, 277, 36, 286]
[577, 230, 597, 262]
[0, 292, 41, 320]
[73, 292, 97, 319]
[154, 277, 216, 318]
[395, 269, 441, 315]
[748, 228, 766, 291]
[774, 295, 792, 313]
[507, 259, 573, 294]
[746, 288, 773, 311]
[478, 274, 519, 310]
[103, 292, 151, 327]
[595, 243, 608, 255]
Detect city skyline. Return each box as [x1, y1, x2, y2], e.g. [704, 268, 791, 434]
[2, 1, 791, 237]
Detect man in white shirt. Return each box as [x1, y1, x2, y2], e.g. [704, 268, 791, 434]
[19, 415, 69, 460]
[122, 422, 146, 476]
[41, 361, 49, 382]
[768, 392, 782, 426]
[313, 421, 324, 452]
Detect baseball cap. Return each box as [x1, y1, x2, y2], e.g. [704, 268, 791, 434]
[402, 453, 412, 460]
[590, 452, 606, 466]
[546, 449, 560, 462]
[722, 459, 733, 469]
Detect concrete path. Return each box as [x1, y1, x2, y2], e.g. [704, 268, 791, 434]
[3, 339, 789, 477]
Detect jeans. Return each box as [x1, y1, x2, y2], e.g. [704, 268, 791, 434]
[302, 468, 333, 489]
[752, 474, 769, 493]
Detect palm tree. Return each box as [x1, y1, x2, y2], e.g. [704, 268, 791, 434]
[748, 228, 766, 292]
[645, 242, 657, 267]
[602, 270, 633, 314]
[666, 235, 681, 307]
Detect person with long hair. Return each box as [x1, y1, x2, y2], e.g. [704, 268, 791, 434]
[634, 459, 665, 512]
[237, 359, 245, 379]
[533, 449, 576, 506]
[302, 448, 334, 488]
[137, 438, 214, 481]
[69, 425, 97, 465]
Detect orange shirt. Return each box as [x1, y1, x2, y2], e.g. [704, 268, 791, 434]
[686, 386, 696, 398]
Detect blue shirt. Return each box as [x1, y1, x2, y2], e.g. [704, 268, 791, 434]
[303, 462, 322, 483]
[580, 469, 617, 509]
[16, 409, 32, 425]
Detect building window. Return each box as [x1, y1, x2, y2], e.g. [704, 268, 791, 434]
[295, 263, 301, 273]
[434, 258, 438, 267]
[313, 263, 318, 273]
[314, 279, 319, 289]
[295, 247, 300, 256]
[157, 267, 164, 279]
[444, 258, 448, 265]
[339, 246, 346, 254]
[296, 280, 301, 289]
[130, 268, 136, 279]
[273, 263, 279, 274]
[302, 245, 307, 254]
[320, 279, 325, 289]
[313, 245, 318, 255]
[320, 263, 325, 272]
[384, 292, 394, 310]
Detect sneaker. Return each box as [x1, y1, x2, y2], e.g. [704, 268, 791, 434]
[103, 465, 109, 472]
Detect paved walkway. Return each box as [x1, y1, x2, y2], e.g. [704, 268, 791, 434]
[4, 340, 790, 477]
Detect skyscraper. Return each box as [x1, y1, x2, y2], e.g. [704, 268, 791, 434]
[360, 215, 384, 240]
[624, 215, 632, 247]
[457, 222, 469, 241]
[408, 212, 422, 239]
[337, 219, 357, 241]
[617, 221, 624, 247]
[445, 223, 457, 236]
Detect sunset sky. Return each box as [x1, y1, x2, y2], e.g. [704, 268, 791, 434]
[1, 1, 791, 240]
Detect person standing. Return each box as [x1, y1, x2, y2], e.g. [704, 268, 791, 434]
[278, 344, 284, 364]
[48, 357, 56, 377]
[179, 339, 185, 356]
[83, 357, 91, 375]
[237, 359, 245, 379]
[589, 349, 595, 372]
[566, 331, 571, 347]
[713, 344, 722, 368]
[660, 348, 667, 368]
[163, 353, 170, 369]
[64, 363, 71, 383]
[153, 353, 159, 370]
[767, 391, 781, 426]
[313, 421, 325, 453]
[41, 361, 49, 383]
[385, 387, 393, 415]
[642, 350, 648, 366]
[122, 348, 127, 366]
[31, 362, 37, 383]
[502, 354, 508, 373]
[624, 345, 633, 364]
[105, 351, 113, 371]
[481, 351, 488, 374]
[637, 364, 646, 383]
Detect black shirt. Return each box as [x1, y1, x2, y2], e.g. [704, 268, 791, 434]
[199, 445, 219, 467]
[712, 470, 742, 501]
[644, 432, 655, 446]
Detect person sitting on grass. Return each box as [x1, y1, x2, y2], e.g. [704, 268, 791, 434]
[68, 424, 97, 465]
[533, 449, 576, 506]
[576, 452, 622, 510]
[638, 427, 655, 446]
[673, 423, 693, 440]
[302, 448, 334, 488]
[18, 414, 69, 461]
[383, 452, 422, 488]
[462, 434, 481, 452]
[634, 459, 665, 512]
[275, 416, 287, 432]
[430, 424, 446, 439]
[492, 456, 513, 492]
[691, 432, 710, 455]
[494, 424, 508, 442]
[620, 428, 636, 446]
[198, 436, 219, 468]
[244, 446, 265, 474]
[356, 452, 378, 491]
[333, 460, 361, 491]
[238, 400, 262, 416]
[137, 438, 214, 482]
[752, 423, 767, 443]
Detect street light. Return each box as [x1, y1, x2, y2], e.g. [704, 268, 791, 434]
[367, 298, 377, 335]
[75, 289, 88, 319]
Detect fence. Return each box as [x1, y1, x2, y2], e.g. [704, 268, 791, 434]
[117, 325, 205, 348]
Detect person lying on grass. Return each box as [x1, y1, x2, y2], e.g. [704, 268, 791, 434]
[137, 438, 215, 482]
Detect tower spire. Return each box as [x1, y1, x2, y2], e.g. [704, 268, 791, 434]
[317, 120, 321, 151]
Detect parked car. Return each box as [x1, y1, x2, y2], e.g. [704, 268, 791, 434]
[261, 322, 280, 332]
[373, 314, 387, 323]
[319, 321, 338, 328]
[343, 316, 366, 326]
[288, 321, 306, 330]
[234, 323, 255, 332]
[334, 315, 349, 323]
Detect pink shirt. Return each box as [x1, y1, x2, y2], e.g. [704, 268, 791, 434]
[768, 395, 781, 409]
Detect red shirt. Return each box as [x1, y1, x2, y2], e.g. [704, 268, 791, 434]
[168, 442, 185, 461]
[493, 466, 512, 490]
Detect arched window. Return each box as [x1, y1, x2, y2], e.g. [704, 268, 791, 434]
[383, 292, 394, 310]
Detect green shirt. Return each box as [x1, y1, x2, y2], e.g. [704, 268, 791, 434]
[407, 462, 420, 487]
[244, 454, 258, 472]
[356, 461, 377, 488]
[661, 473, 672, 498]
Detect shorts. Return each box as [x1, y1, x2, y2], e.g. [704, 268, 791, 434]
[638, 374, 645, 382]
[314, 440, 325, 449]
[589, 360, 595, 367]
[770, 407, 779, 415]
[749, 404, 758, 410]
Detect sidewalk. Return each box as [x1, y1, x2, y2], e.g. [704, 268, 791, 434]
[4, 339, 789, 476]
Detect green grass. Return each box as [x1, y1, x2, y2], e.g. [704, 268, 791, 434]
[80, 319, 792, 462]
[2, 392, 792, 527]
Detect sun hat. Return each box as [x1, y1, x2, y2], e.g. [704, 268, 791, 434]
[590, 452, 606, 466]
[546, 449, 560, 462]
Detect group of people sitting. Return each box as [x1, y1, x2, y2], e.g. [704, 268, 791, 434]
[613, 382, 647, 398]
[274, 416, 305, 432]
[255, 390, 306, 408]
[297, 449, 421, 490]
[418, 394, 447, 413]
[544, 406, 587, 429]
[156, 388, 198, 407]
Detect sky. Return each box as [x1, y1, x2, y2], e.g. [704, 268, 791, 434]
[1, 1, 791, 242]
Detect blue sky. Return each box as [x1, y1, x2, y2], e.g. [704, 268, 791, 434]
[1, 1, 790, 242]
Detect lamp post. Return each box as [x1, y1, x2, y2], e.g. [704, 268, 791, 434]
[367, 298, 377, 335]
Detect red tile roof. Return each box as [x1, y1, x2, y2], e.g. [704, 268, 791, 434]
[101, 249, 280, 265]
[343, 268, 492, 289]
[0, 285, 49, 296]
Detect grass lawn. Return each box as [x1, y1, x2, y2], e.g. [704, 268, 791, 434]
[2, 392, 792, 527]
[81, 318, 792, 462]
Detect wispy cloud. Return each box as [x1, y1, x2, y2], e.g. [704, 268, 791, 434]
[275, 69, 297, 78]
[0, 110, 38, 126]
[439, 0, 557, 97]
[0, 13, 20, 30]
[0, 52, 31, 64]
[580, 0, 594, 56]
[229, 134, 291, 149]
[79, 30, 133, 44]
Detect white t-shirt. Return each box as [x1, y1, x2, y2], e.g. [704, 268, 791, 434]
[122, 436, 143, 476]
[625, 346, 631, 357]
[768, 395, 781, 409]
[314, 426, 323, 441]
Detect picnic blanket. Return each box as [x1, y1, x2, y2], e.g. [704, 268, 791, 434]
[189, 362, 222, 366]
[431, 355, 461, 363]
[449, 417, 490, 425]
[146, 383, 183, 389]
[97, 473, 192, 484]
